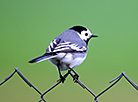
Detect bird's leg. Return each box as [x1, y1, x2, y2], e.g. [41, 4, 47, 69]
[57, 67, 65, 83]
[57, 70, 71, 82]
[69, 68, 79, 80]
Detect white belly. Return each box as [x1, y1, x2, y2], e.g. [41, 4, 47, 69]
[49, 52, 87, 71]
[69, 56, 86, 68]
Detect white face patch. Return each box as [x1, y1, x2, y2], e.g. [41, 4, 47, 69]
[78, 29, 92, 41]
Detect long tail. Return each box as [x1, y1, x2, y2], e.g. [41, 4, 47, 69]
[28, 54, 56, 63]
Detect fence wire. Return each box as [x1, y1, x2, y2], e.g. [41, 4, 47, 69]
[0, 68, 138, 102]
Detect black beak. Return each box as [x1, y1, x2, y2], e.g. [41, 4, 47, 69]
[91, 34, 98, 37]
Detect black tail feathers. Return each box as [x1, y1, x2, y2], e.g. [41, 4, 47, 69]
[29, 54, 47, 63]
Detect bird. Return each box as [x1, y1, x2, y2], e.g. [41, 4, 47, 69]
[29, 26, 98, 83]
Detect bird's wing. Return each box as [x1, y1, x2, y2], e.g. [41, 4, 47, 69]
[46, 39, 87, 53]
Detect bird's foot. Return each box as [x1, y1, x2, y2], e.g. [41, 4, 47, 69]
[69, 68, 79, 82]
[60, 75, 66, 83]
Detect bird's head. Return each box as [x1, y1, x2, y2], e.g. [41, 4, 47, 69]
[70, 26, 98, 44]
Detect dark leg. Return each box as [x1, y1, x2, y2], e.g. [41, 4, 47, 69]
[57, 66, 65, 83]
[57, 70, 71, 82]
[69, 68, 79, 80]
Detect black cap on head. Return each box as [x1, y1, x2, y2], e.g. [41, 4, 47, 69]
[70, 26, 87, 33]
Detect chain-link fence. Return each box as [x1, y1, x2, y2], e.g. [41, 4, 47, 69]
[0, 68, 138, 102]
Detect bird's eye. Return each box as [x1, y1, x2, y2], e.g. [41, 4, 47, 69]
[85, 33, 88, 36]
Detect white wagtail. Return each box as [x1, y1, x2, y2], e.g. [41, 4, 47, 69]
[29, 26, 98, 83]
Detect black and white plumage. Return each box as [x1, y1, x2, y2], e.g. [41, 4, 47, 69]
[29, 26, 98, 83]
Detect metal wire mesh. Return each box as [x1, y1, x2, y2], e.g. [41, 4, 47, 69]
[0, 68, 138, 102]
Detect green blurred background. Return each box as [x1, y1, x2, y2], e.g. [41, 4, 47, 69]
[0, 0, 138, 102]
